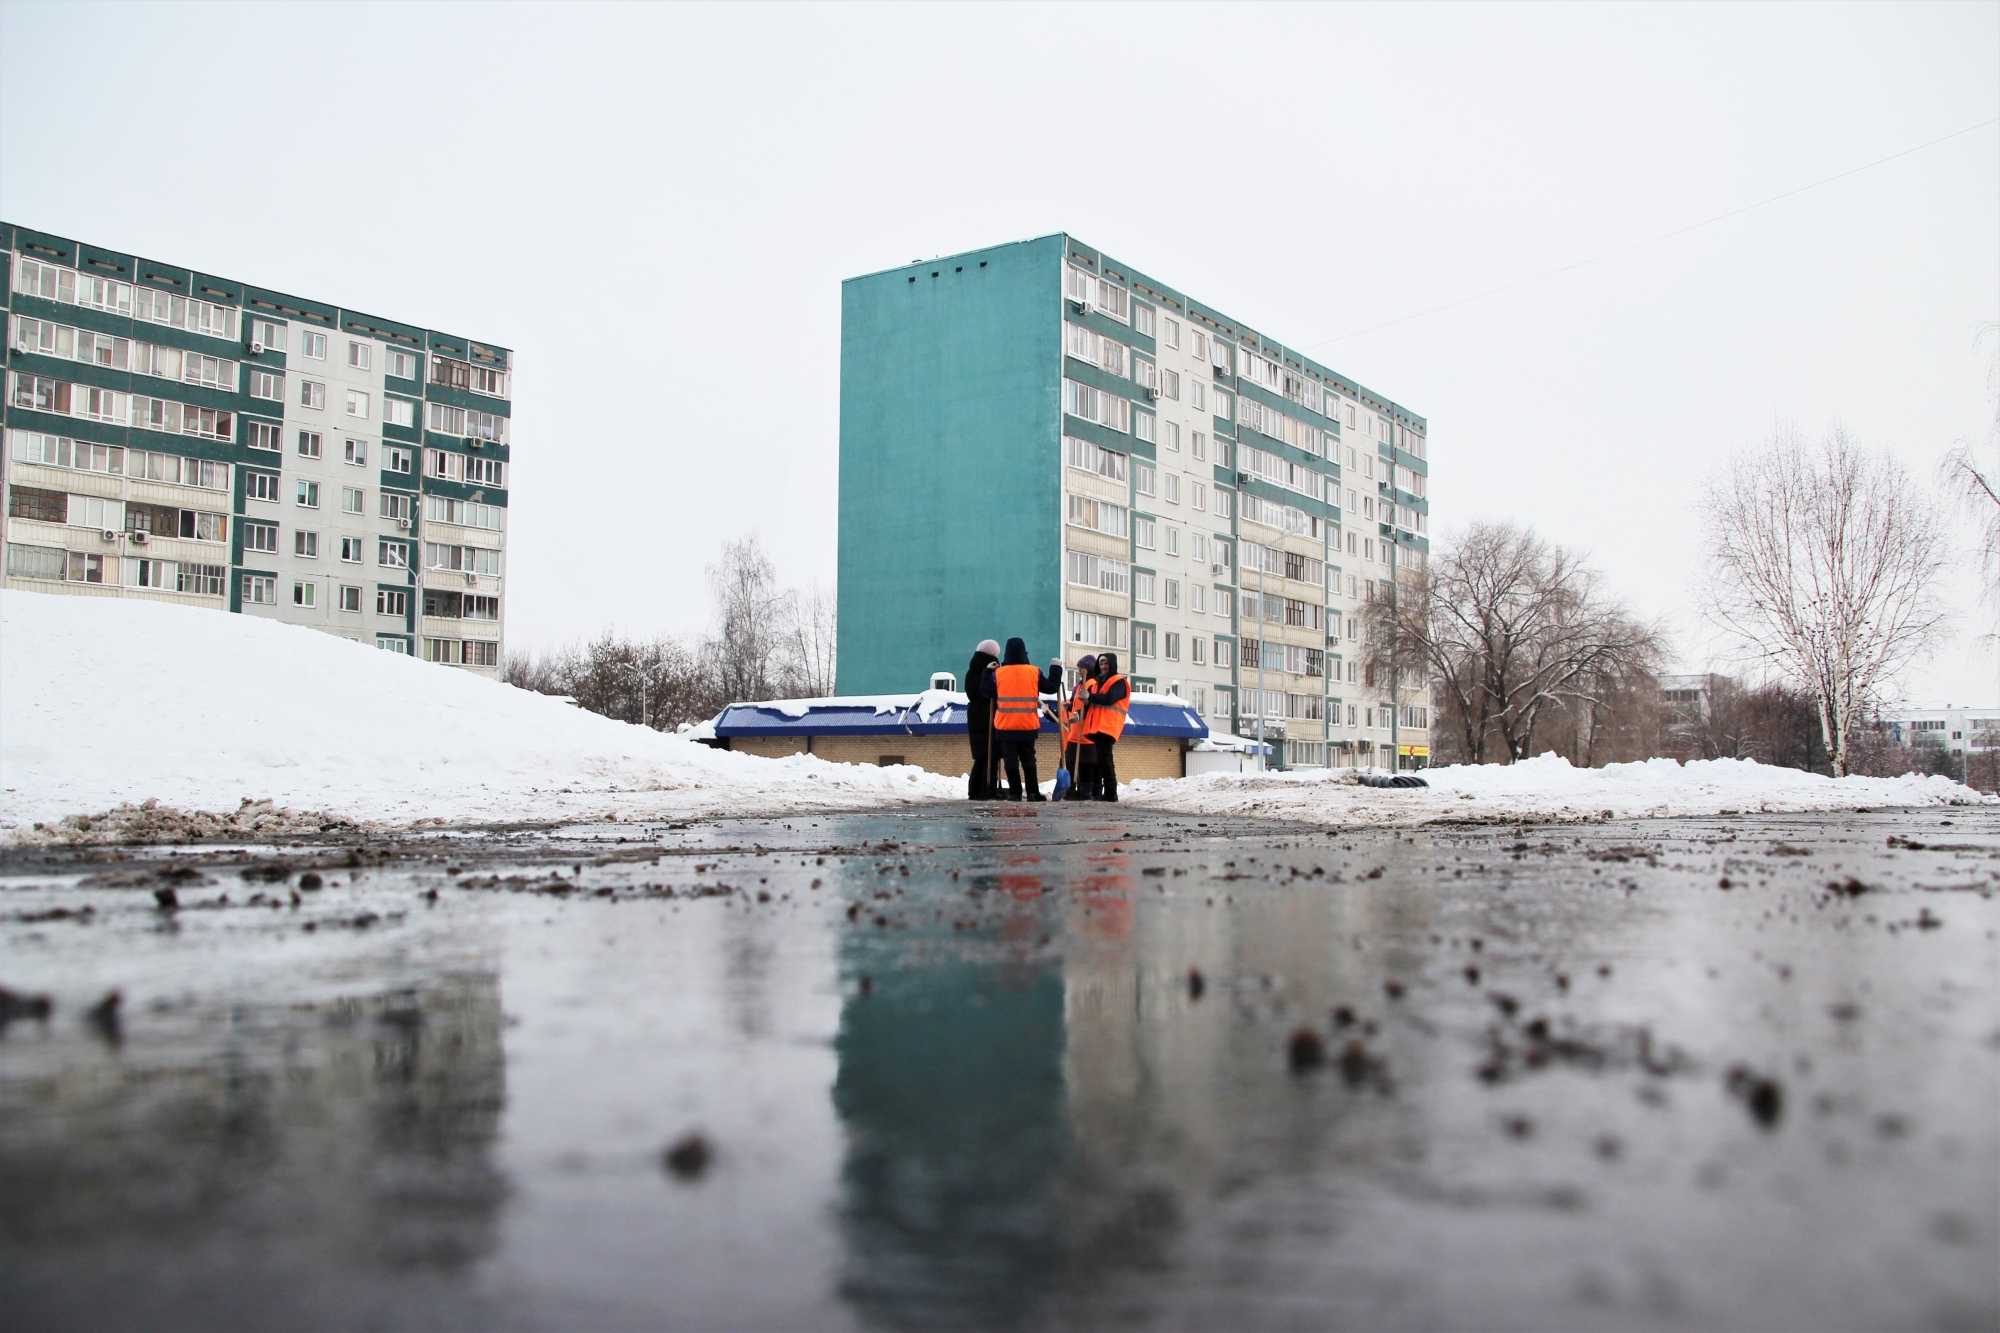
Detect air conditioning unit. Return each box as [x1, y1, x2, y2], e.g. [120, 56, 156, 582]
[1236, 471, 1250, 486]
[14, 338, 30, 354]
[250, 340, 264, 355]
[397, 517, 411, 530]
[1068, 295, 1091, 314]
[130, 530, 149, 545]
[463, 572, 477, 586]
[101, 528, 119, 543]
[1143, 385, 1159, 401]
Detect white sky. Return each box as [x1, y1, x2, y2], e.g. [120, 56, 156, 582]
[3, 1, 1995, 702]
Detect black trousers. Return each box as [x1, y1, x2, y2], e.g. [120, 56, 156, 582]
[997, 732, 1041, 799]
[1087, 733, 1117, 800]
[968, 724, 992, 799]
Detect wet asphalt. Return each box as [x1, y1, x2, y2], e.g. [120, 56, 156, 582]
[1, 803, 1996, 1332]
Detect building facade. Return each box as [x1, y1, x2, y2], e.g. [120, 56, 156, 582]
[838, 235, 1431, 769]
[1877, 703, 2000, 759]
[1, 223, 512, 675]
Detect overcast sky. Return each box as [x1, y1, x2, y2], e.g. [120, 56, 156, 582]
[3, 1, 1995, 701]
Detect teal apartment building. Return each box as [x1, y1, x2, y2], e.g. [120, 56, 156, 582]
[839, 234, 1431, 769]
[2, 224, 512, 675]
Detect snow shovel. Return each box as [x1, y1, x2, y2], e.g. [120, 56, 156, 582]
[1042, 702, 1073, 800]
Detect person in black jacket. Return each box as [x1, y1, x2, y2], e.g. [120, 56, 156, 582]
[964, 639, 1000, 799]
[979, 638, 1065, 801]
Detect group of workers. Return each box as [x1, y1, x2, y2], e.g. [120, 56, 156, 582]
[963, 637, 1130, 803]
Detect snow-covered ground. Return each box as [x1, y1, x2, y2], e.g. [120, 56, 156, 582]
[0, 591, 958, 838]
[1125, 752, 1990, 826]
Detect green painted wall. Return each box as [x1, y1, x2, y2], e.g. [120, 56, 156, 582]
[837, 236, 1063, 694]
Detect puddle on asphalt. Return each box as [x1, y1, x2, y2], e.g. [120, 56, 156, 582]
[2, 807, 1996, 1331]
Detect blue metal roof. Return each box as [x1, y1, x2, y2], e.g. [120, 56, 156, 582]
[713, 693, 1208, 740]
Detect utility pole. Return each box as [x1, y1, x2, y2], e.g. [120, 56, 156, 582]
[625, 662, 651, 730]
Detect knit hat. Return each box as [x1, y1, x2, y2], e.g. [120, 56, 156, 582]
[1076, 654, 1098, 672]
[975, 639, 1000, 657]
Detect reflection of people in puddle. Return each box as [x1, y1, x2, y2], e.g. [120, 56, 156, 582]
[832, 872, 1066, 1329]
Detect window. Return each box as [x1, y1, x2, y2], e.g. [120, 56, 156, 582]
[423, 543, 502, 575]
[116, 449, 233, 495]
[466, 456, 504, 486]
[383, 397, 416, 429]
[1163, 421, 1180, 453]
[129, 396, 234, 442]
[1190, 583, 1207, 614]
[424, 495, 505, 531]
[338, 584, 363, 612]
[1133, 515, 1156, 550]
[243, 521, 279, 552]
[5, 543, 67, 580]
[1134, 571, 1155, 603]
[1134, 462, 1156, 497]
[347, 341, 371, 371]
[70, 495, 121, 530]
[431, 356, 472, 390]
[344, 438, 367, 467]
[426, 401, 507, 442]
[1065, 494, 1129, 538]
[471, 365, 506, 396]
[386, 348, 417, 380]
[15, 256, 77, 302]
[384, 445, 413, 474]
[1064, 265, 1130, 322]
[1164, 632, 1180, 662]
[465, 640, 498, 667]
[1066, 550, 1131, 595]
[379, 491, 413, 523]
[247, 421, 281, 452]
[1215, 589, 1234, 618]
[12, 372, 70, 413]
[1133, 410, 1155, 443]
[1132, 303, 1156, 337]
[244, 575, 276, 605]
[295, 530, 319, 558]
[1065, 435, 1127, 482]
[299, 380, 325, 410]
[77, 274, 132, 316]
[300, 331, 326, 359]
[247, 369, 283, 402]
[1163, 318, 1180, 349]
[251, 318, 286, 351]
[1162, 369, 1179, 401]
[464, 594, 500, 621]
[378, 635, 409, 653]
[1191, 431, 1207, 462]
[1215, 639, 1235, 669]
[378, 539, 411, 569]
[339, 536, 363, 562]
[1062, 378, 1130, 433]
[8, 486, 65, 523]
[77, 330, 131, 369]
[1164, 526, 1180, 557]
[1191, 330, 1207, 361]
[1133, 625, 1156, 658]
[131, 290, 236, 340]
[1163, 474, 1180, 505]
[1214, 390, 1233, 421]
[1191, 482, 1207, 513]
[296, 480, 320, 508]
[246, 472, 280, 503]
[1190, 381, 1206, 412]
[345, 389, 369, 418]
[1067, 610, 1128, 649]
[293, 580, 316, 607]
[1163, 578, 1181, 609]
[1191, 636, 1206, 665]
[297, 430, 322, 459]
[377, 588, 408, 616]
[9, 429, 122, 474]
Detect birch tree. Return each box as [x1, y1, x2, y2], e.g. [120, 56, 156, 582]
[1940, 323, 2000, 640]
[1698, 426, 1950, 776]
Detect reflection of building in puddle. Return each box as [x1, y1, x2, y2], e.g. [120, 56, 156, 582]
[0, 974, 508, 1274]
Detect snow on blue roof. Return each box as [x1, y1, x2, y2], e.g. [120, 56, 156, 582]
[713, 690, 1208, 740]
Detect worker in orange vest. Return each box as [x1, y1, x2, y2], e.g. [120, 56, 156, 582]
[984, 637, 1061, 801]
[1080, 652, 1131, 801]
[1058, 654, 1097, 800]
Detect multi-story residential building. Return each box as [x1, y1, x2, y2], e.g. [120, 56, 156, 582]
[1879, 703, 2000, 758]
[838, 234, 1431, 769]
[1, 224, 512, 675]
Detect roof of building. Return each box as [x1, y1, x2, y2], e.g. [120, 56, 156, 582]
[712, 690, 1209, 740]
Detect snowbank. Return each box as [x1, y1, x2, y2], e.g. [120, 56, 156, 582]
[1126, 752, 1990, 826]
[0, 591, 959, 835]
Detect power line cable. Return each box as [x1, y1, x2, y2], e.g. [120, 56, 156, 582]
[1303, 116, 2000, 350]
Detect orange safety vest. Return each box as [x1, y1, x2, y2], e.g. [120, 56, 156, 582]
[992, 663, 1044, 732]
[1063, 680, 1094, 745]
[1083, 675, 1131, 740]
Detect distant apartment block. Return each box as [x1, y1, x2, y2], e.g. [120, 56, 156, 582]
[1, 223, 512, 675]
[1879, 703, 2000, 758]
[838, 234, 1431, 769]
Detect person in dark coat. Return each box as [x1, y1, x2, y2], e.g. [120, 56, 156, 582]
[981, 637, 1064, 801]
[964, 639, 1000, 799]
[1084, 652, 1131, 801]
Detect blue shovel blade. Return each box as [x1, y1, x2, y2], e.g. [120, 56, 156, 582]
[1053, 767, 1073, 797]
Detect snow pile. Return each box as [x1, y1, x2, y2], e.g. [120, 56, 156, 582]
[0, 591, 960, 836]
[1127, 752, 1991, 826]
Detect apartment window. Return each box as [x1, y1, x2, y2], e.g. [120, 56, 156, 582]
[384, 445, 413, 474]
[1191, 636, 1206, 665]
[293, 580, 316, 607]
[345, 389, 369, 418]
[432, 356, 472, 390]
[242, 521, 279, 553]
[251, 318, 286, 352]
[1067, 610, 1128, 650]
[344, 438, 367, 466]
[1134, 462, 1156, 497]
[1133, 625, 1156, 658]
[249, 369, 283, 401]
[383, 397, 416, 428]
[244, 574, 276, 605]
[378, 539, 410, 569]
[1163, 318, 1180, 349]
[248, 421, 281, 452]
[464, 594, 500, 621]
[1214, 390, 1232, 420]
[1215, 639, 1235, 669]
[1162, 369, 1179, 401]
[1066, 550, 1131, 595]
[465, 640, 498, 668]
[1132, 303, 1156, 337]
[294, 530, 319, 558]
[1164, 526, 1180, 557]
[338, 584, 362, 612]
[1163, 474, 1180, 505]
[1062, 378, 1130, 433]
[300, 331, 326, 359]
[339, 536, 363, 563]
[1133, 410, 1155, 443]
[1191, 482, 1206, 512]
[246, 472, 280, 503]
[347, 341, 371, 371]
[1190, 583, 1207, 614]
[378, 635, 409, 653]
[15, 256, 77, 302]
[1133, 571, 1155, 604]
[386, 348, 417, 380]
[423, 543, 502, 576]
[1066, 494, 1129, 539]
[377, 588, 408, 616]
[12, 373, 70, 413]
[8, 486, 65, 523]
[1215, 589, 1234, 618]
[472, 365, 506, 396]
[1215, 489, 1239, 521]
[379, 491, 413, 523]
[424, 495, 505, 531]
[298, 430, 322, 459]
[1191, 431, 1207, 462]
[1190, 381, 1206, 412]
[1134, 516, 1156, 550]
[1163, 421, 1181, 453]
[426, 402, 507, 443]
[466, 456, 504, 487]
[77, 275, 132, 316]
[296, 480, 320, 508]
[339, 489, 364, 518]
[299, 380, 325, 410]
[1064, 265, 1130, 322]
[1164, 632, 1180, 662]
[1164, 578, 1181, 609]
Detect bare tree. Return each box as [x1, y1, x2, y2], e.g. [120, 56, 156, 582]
[1698, 426, 1951, 777]
[1368, 520, 1662, 763]
[707, 536, 793, 703]
[783, 581, 838, 698]
[1940, 323, 2000, 646]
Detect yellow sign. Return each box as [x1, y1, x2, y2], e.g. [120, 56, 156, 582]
[1399, 745, 1429, 757]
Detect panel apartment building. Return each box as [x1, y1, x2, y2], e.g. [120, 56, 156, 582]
[1, 224, 512, 674]
[839, 234, 1432, 769]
